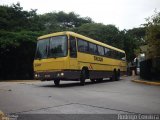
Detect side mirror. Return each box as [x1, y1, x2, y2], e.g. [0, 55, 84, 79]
[122, 57, 126, 61]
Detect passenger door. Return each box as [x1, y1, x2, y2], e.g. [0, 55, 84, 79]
[69, 36, 78, 69]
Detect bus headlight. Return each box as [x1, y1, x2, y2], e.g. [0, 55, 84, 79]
[61, 73, 64, 76]
[57, 73, 64, 77]
[57, 73, 60, 77]
[35, 73, 38, 78]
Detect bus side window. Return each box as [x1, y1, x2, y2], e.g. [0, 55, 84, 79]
[89, 42, 97, 55]
[97, 45, 104, 56]
[70, 36, 77, 58]
[77, 39, 89, 53]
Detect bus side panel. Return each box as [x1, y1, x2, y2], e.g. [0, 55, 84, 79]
[77, 52, 125, 71]
[77, 52, 127, 79]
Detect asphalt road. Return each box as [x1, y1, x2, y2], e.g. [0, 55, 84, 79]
[0, 76, 160, 119]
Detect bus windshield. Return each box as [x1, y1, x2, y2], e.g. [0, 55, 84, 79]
[35, 36, 67, 59]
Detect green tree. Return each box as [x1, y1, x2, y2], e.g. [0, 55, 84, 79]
[144, 11, 160, 59]
[0, 3, 41, 32]
[39, 11, 93, 33]
[0, 3, 42, 79]
[75, 23, 119, 45]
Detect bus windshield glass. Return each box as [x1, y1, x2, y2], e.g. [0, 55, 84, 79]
[35, 36, 67, 59]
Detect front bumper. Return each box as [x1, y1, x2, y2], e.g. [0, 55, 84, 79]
[34, 70, 80, 81]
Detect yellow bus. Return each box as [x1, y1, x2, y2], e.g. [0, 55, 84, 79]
[34, 31, 127, 86]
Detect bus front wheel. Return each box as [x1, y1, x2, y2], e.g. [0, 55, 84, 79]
[54, 80, 60, 86]
[80, 69, 87, 85]
[96, 78, 103, 82]
[90, 79, 96, 83]
[117, 69, 120, 81]
[110, 69, 118, 81]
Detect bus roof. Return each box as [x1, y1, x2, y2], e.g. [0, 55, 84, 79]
[38, 31, 125, 53]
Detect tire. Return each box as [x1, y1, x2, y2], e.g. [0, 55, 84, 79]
[110, 69, 118, 81]
[90, 79, 96, 83]
[54, 80, 60, 86]
[96, 78, 103, 82]
[80, 69, 87, 85]
[117, 69, 120, 81]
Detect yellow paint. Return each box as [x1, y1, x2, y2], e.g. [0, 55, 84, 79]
[132, 79, 160, 86]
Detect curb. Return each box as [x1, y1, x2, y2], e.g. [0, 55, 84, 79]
[132, 79, 160, 86]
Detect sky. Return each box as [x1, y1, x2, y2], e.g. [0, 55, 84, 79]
[0, 0, 160, 30]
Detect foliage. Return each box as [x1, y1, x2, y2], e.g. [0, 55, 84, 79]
[0, 3, 42, 79]
[140, 11, 160, 80]
[0, 30, 41, 79]
[144, 11, 160, 59]
[75, 23, 119, 45]
[39, 11, 93, 33]
[126, 29, 146, 60]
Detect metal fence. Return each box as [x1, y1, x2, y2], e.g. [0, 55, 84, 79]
[140, 58, 160, 80]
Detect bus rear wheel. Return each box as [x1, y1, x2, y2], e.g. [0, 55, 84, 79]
[54, 80, 60, 86]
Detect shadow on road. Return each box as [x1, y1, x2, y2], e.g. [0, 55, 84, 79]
[40, 78, 120, 88]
